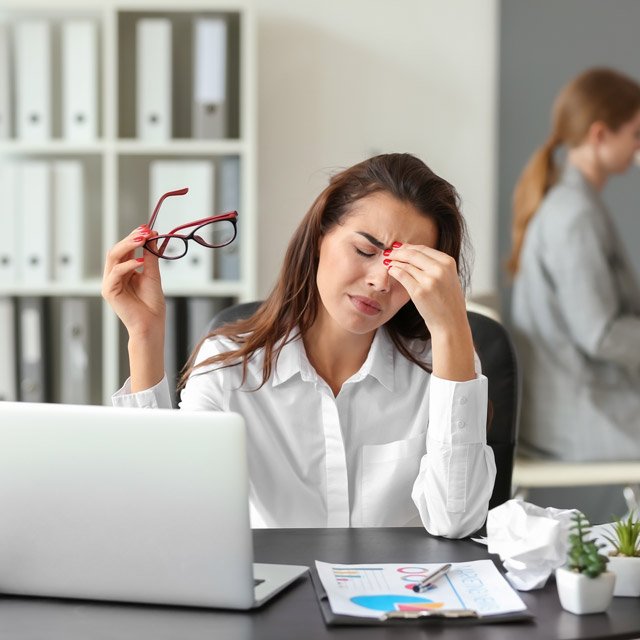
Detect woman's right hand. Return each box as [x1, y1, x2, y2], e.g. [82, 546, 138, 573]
[101, 226, 165, 342]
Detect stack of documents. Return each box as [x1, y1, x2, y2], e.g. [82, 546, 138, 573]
[313, 560, 530, 626]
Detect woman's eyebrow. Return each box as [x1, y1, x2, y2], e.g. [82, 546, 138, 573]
[356, 231, 386, 250]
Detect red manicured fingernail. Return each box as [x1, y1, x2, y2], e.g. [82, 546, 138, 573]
[136, 257, 144, 263]
[383, 249, 391, 256]
[383, 259, 391, 266]
[133, 235, 144, 242]
[392, 241, 402, 248]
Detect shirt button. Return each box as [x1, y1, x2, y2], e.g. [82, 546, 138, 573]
[458, 396, 468, 405]
[456, 420, 466, 429]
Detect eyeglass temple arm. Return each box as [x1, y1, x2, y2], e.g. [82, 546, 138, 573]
[147, 187, 190, 230]
[164, 211, 238, 236]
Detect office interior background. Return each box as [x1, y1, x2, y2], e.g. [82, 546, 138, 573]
[2, 0, 640, 517]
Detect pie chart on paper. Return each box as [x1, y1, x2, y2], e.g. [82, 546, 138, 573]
[351, 594, 445, 612]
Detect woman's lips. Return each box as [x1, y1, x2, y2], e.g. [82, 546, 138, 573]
[350, 295, 382, 316]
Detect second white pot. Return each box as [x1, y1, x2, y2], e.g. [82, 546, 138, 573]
[608, 555, 640, 597]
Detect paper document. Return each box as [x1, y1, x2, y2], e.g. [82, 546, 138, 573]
[315, 560, 527, 619]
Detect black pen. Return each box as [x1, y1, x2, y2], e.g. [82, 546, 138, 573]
[412, 563, 452, 593]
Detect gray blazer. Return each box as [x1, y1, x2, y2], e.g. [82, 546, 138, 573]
[511, 163, 640, 461]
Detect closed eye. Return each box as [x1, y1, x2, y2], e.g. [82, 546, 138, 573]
[355, 247, 376, 258]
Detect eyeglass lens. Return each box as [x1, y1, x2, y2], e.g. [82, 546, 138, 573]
[193, 219, 237, 248]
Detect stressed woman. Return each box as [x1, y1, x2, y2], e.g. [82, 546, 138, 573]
[103, 153, 496, 537]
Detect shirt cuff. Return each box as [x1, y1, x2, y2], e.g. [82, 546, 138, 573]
[112, 374, 173, 409]
[427, 373, 488, 445]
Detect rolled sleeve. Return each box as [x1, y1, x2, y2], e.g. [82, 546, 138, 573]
[427, 374, 488, 446]
[413, 373, 496, 538]
[112, 375, 173, 409]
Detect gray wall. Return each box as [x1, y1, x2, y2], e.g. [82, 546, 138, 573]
[498, 0, 640, 317]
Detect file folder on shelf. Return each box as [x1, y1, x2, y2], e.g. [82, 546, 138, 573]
[0, 298, 17, 402]
[149, 160, 215, 286]
[186, 297, 232, 353]
[53, 160, 85, 282]
[14, 21, 52, 141]
[193, 18, 228, 139]
[0, 24, 11, 139]
[17, 297, 49, 403]
[17, 162, 52, 284]
[58, 298, 91, 405]
[164, 297, 180, 406]
[0, 163, 18, 284]
[217, 156, 241, 280]
[62, 20, 98, 141]
[136, 18, 172, 141]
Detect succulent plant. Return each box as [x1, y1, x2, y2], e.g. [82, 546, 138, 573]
[603, 511, 640, 558]
[566, 511, 609, 578]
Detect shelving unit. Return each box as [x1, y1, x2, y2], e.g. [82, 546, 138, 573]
[0, 0, 257, 404]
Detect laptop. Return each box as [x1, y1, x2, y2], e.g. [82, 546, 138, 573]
[0, 401, 308, 609]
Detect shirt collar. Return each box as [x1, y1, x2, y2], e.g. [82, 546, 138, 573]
[272, 327, 396, 391]
[561, 162, 603, 205]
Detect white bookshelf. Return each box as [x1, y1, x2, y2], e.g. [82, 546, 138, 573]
[0, 0, 257, 404]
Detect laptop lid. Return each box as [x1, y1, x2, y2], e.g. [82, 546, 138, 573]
[0, 402, 262, 609]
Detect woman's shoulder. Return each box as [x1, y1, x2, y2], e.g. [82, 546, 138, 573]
[535, 179, 604, 243]
[194, 332, 263, 368]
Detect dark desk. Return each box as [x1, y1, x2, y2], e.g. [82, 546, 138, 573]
[0, 528, 639, 640]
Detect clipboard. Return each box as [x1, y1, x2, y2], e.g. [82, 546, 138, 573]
[310, 569, 534, 627]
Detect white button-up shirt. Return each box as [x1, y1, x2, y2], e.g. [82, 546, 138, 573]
[114, 328, 496, 538]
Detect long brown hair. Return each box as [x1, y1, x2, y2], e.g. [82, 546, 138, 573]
[507, 67, 640, 276]
[179, 153, 470, 389]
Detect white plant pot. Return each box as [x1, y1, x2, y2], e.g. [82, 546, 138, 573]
[555, 567, 616, 614]
[608, 555, 640, 597]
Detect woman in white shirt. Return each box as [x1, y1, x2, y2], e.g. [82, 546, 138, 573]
[103, 153, 496, 537]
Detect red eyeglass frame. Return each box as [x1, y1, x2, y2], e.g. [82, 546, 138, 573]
[144, 187, 238, 259]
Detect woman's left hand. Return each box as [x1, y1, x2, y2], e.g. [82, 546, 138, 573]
[386, 243, 476, 381]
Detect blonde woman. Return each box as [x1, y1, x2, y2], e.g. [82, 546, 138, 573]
[509, 68, 640, 462]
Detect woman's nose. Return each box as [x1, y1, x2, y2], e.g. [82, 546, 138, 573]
[367, 260, 391, 292]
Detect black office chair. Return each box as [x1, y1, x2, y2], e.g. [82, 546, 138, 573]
[208, 302, 520, 509]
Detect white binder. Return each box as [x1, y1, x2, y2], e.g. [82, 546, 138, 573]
[136, 19, 172, 141]
[0, 24, 11, 139]
[0, 298, 17, 401]
[59, 298, 90, 404]
[18, 297, 48, 402]
[0, 163, 18, 283]
[149, 160, 215, 286]
[17, 162, 52, 284]
[217, 156, 241, 280]
[15, 21, 51, 141]
[62, 20, 98, 141]
[53, 160, 85, 282]
[193, 18, 227, 139]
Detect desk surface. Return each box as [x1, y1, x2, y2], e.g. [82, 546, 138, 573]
[0, 528, 639, 640]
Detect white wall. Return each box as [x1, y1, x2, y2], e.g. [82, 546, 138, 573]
[254, 0, 499, 300]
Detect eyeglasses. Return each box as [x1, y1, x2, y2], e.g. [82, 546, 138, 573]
[143, 187, 238, 260]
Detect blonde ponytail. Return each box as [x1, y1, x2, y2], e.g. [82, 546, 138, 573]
[506, 135, 560, 276]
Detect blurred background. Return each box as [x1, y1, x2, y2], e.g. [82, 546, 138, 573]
[1, 0, 639, 405]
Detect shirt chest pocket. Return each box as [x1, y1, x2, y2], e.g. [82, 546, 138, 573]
[360, 431, 426, 527]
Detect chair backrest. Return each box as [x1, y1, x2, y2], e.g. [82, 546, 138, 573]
[208, 303, 520, 510]
[467, 311, 520, 509]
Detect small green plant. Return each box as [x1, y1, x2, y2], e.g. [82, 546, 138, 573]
[603, 511, 640, 558]
[567, 511, 609, 578]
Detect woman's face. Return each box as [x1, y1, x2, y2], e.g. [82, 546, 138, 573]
[599, 109, 640, 174]
[315, 191, 438, 338]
